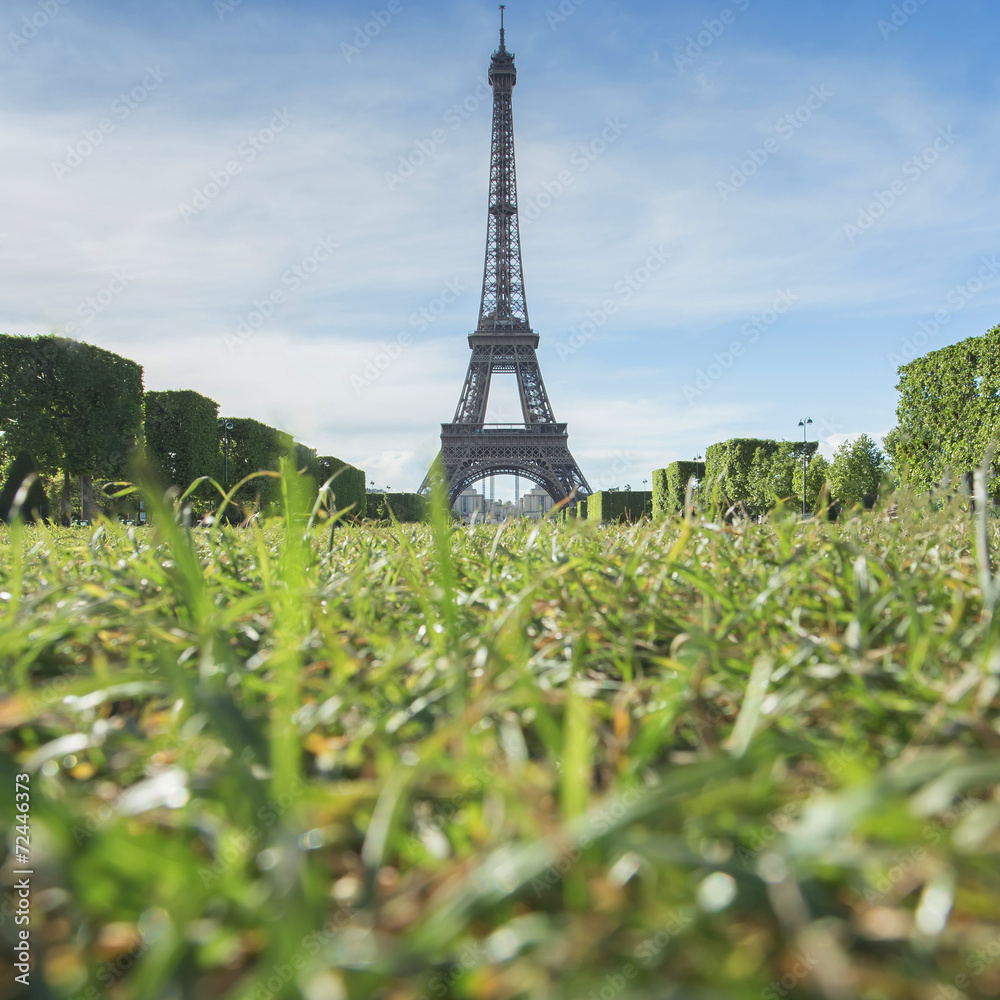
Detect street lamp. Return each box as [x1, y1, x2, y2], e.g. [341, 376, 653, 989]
[219, 419, 233, 486]
[797, 418, 813, 517]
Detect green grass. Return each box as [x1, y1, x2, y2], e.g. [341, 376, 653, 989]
[2, 479, 1000, 999]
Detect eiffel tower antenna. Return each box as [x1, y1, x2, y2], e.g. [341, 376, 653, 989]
[420, 16, 591, 506]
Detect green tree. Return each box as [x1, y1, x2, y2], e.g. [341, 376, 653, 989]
[829, 435, 886, 509]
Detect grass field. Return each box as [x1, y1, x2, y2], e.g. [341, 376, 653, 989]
[3, 472, 1000, 999]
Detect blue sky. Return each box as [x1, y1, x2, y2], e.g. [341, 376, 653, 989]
[2, 0, 999, 495]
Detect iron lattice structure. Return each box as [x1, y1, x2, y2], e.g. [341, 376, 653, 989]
[422, 14, 591, 506]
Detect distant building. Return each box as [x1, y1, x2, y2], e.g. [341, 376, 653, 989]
[519, 487, 554, 519]
[454, 488, 485, 522]
[452, 487, 554, 522]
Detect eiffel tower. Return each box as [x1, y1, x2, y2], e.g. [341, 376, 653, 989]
[421, 9, 591, 506]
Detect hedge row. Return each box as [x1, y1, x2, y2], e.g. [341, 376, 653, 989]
[587, 490, 652, 523]
[703, 438, 818, 517]
[145, 389, 222, 501]
[0, 334, 144, 521]
[366, 492, 426, 523]
[318, 458, 367, 520]
[0, 336, 367, 523]
[652, 461, 706, 520]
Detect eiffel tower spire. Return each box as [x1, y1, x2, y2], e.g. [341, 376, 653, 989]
[421, 12, 591, 506]
[477, 5, 528, 336]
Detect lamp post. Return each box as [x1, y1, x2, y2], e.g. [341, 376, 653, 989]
[797, 418, 813, 517]
[220, 419, 233, 486]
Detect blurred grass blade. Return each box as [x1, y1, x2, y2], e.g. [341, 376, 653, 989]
[726, 654, 773, 758]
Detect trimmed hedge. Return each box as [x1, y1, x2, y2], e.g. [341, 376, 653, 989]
[652, 461, 706, 519]
[223, 417, 285, 512]
[587, 490, 652, 523]
[893, 325, 1000, 492]
[704, 439, 778, 510]
[294, 443, 322, 487]
[317, 456, 366, 520]
[145, 390, 221, 499]
[704, 438, 818, 516]
[367, 492, 426, 523]
[0, 335, 143, 480]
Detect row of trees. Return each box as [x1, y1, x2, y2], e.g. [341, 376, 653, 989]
[653, 435, 888, 519]
[19, 312, 990, 526]
[143, 391, 368, 520]
[680, 320, 1000, 514]
[0, 335, 367, 523]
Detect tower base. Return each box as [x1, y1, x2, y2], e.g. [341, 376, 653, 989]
[422, 422, 591, 506]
